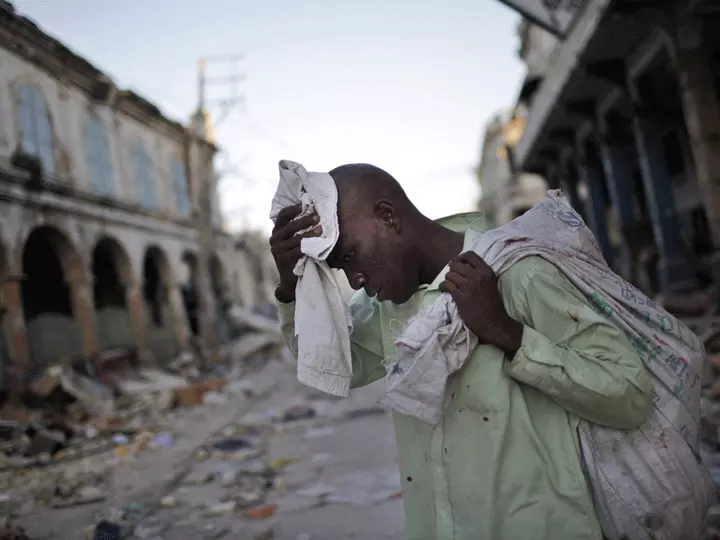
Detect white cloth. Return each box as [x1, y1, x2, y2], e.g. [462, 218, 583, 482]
[380, 191, 713, 540]
[269, 160, 353, 397]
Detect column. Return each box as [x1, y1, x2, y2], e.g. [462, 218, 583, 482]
[555, 159, 585, 218]
[67, 269, 100, 359]
[124, 279, 150, 363]
[598, 131, 637, 280]
[1, 274, 30, 402]
[631, 108, 697, 292]
[167, 283, 190, 351]
[674, 19, 720, 245]
[575, 148, 614, 266]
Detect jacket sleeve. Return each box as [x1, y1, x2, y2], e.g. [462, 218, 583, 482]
[275, 289, 387, 389]
[499, 257, 654, 430]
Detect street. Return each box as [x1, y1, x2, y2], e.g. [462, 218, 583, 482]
[1, 353, 406, 540]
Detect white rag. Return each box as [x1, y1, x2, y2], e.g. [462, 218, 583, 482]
[269, 160, 353, 397]
[380, 190, 713, 540]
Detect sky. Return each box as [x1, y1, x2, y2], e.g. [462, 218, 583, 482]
[12, 0, 524, 234]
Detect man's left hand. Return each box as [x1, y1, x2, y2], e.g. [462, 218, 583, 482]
[439, 251, 524, 355]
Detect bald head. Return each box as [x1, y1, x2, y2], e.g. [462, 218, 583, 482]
[328, 163, 414, 215]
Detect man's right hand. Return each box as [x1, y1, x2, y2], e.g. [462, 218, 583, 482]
[270, 204, 323, 303]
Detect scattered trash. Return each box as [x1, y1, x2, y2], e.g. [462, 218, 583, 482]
[194, 448, 211, 461]
[112, 434, 130, 445]
[247, 503, 277, 520]
[160, 496, 177, 508]
[212, 437, 254, 452]
[0, 519, 31, 540]
[90, 520, 121, 540]
[134, 431, 154, 452]
[283, 405, 316, 422]
[153, 432, 174, 448]
[184, 471, 215, 486]
[206, 501, 236, 516]
[270, 457, 298, 471]
[203, 391, 228, 406]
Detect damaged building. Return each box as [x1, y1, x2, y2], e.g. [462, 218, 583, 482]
[501, 0, 720, 302]
[0, 1, 272, 402]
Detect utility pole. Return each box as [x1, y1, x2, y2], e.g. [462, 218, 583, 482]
[194, 54, 245, 356]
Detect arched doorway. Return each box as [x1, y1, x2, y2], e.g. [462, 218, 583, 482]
[180, 252, 200, 337]
[142, 246, 178, 364]
[92, 237, 135, 352]
[209, 255, 230, 345]
[22, 226, 83, 368]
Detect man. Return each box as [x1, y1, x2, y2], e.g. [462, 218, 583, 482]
[270, 163, 653, 540]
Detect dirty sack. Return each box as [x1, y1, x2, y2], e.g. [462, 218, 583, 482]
[269, 160, 353, 397]
[380, 190, 713, 540]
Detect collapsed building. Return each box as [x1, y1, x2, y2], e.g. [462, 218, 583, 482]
[0, 1, 276, 403]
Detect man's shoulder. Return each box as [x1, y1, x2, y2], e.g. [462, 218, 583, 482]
[498, 255, 565, 292]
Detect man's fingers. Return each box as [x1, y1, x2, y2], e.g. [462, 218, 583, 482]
[444, 271, 466, 289]
[439, 280, 457, 296]
[271, 215, 319, 243]
[274, 204, 303, 229]
[457, 251, 491, 272]
[271, 226, 322, 253]
[448, 260, 471, 277]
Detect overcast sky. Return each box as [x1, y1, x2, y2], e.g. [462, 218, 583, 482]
[13, 0, 524, 234]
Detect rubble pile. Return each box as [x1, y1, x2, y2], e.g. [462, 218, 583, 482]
[0, 313, 285, 539]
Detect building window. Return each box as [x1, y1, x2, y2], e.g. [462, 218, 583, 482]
[171, 157, 191, 216]
[133, 141, 157, 209]
[16, 84, 55, 175]
[84, 114, 114, 196]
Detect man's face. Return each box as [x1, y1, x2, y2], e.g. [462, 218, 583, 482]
[327, 212, 420, 305]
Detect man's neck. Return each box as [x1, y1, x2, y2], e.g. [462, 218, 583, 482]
[415, 219, 464, 285]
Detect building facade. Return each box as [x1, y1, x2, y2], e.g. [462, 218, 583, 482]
[509, 0, 720, 295]
[476, 110, 548, 226]
[0, 1, 260, 398]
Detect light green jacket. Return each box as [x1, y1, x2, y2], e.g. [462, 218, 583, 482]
[277, 212, 653, 540]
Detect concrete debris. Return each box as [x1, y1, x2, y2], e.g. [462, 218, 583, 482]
[29, 365, 115, 418]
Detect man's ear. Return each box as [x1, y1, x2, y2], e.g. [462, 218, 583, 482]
[375, 200, 401, 233]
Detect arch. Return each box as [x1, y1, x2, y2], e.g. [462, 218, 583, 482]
[84, 112, 114, 196]
[93, 236, 135, 351]
[21, 226, 84, 367]
[133, 141, 157, 210]
[142, 245, 179, 364]
[92, 236, 133, 308]
[142, 245, 171, 327]
[15, 83, 55, 175]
